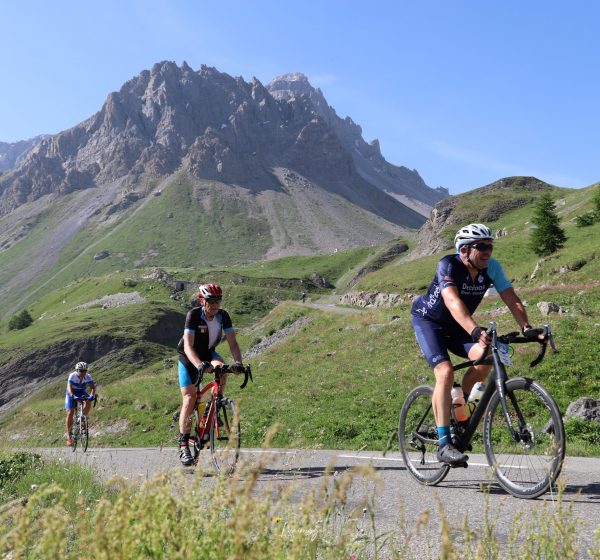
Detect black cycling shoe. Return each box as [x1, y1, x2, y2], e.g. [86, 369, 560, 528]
[179, 445, 194, 467]
[437, 444, 469, 465]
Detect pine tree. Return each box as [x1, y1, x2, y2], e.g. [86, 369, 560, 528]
[529, 193, 567, 256]
[8, 309, 33, 331]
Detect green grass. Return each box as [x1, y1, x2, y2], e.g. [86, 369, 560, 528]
[0, 451, 594, 559]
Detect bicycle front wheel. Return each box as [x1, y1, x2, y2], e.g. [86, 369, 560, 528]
[210, 397, 240, 476]
[484, 377, 566, 499]
[398, 385, 450, 485]
[71, 422, 79, 452]
[81, 416, 89, 452]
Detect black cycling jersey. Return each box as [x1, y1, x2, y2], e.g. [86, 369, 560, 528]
[177, 307, 234, 367]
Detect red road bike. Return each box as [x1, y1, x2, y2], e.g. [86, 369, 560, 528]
[189, 363, 252, 475]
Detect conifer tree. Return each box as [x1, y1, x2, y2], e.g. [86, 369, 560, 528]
[529, 193, 566, 256]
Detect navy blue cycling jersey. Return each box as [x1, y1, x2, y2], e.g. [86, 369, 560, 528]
[411, 254, 511, 327]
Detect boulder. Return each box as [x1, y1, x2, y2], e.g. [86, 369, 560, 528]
[564, 397, 600, 425]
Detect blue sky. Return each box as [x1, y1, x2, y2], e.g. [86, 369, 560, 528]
[1, 1, 598, 194]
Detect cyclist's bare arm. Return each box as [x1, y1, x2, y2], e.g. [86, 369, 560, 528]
[441, 286, 489, 346]
[224, 331, 243, 366]
[498, 287, 532, 332]
[183, 331, 203, 370]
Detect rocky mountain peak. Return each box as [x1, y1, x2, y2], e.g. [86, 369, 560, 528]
[0, 61, 444, 218]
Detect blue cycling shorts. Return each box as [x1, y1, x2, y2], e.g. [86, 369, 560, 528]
[178, 351, 224, 388]
[412, 315, 475, 368]
[64, 392, 87, 410]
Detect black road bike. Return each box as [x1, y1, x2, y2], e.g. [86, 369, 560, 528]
[398, 322, 565, 499]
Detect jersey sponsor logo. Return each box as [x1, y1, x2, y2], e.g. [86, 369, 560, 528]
[432, 353, 446, 364]
[478, 275, 484, 283]
[461, 282, 488, 294]
[198, 326, 208, 333]
[423, 285, 441, 309]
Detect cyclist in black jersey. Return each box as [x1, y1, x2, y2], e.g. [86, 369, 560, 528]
[176, 283, 245, 466]
[411, 223, 541, 465]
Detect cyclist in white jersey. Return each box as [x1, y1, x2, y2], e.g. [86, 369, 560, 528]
[65, 361, 96, 446]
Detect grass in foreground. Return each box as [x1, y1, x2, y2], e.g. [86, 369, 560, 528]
[0, 449, 598, 559]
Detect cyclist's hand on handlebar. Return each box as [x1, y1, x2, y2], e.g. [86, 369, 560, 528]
[198, 361, 213, 375]
[231, 361, 245, 374]
[471, 325, 491, 347]
[522, 326, 546, 340]
[87, 394, 96, 401]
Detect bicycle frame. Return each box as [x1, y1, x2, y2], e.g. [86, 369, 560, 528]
[194, 374, 223, 443]
[451, 321, 551, 452]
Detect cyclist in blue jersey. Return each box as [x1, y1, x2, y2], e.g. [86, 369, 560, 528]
[65, 361, 96, 446]
[176, 283, 245, 466]
[411, 223, 539, 465]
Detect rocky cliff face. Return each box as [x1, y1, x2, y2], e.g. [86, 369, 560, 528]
[0, 136, 47, 172]
[0, 62, 442, 226]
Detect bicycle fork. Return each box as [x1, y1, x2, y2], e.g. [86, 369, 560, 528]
[492, 351, 530, 445]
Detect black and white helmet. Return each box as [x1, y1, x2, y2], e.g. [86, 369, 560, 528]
[75, 361, 88, 371]
[454, 223, 493, 251]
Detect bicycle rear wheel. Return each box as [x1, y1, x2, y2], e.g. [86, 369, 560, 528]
[81, 415, 89, 452]
[484, 377, 566, 499]
[210, 397, 240, 476]
[398, 385, 450, 485]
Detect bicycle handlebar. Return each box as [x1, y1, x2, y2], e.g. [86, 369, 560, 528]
[466, 322, 555, 369]
[195, 363, 253, 389]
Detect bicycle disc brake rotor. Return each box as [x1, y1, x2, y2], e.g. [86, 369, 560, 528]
[516, 423, 536, 449]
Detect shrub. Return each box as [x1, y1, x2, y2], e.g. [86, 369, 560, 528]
[575, 212, 598, 227]
[7, 309, 33, 331]
[0, 452, 42, 487]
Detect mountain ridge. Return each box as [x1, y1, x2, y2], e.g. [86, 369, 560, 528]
[0, 61, 443, 226]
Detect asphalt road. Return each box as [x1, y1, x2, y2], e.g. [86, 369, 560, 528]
[41, 446, 600, 558]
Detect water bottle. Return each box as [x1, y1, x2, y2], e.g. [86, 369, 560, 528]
[451, 384, 468, 422]
[467, 382, 485, 415]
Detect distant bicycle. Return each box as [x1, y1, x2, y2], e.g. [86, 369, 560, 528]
[70, 395, 96, 453]
[398, 322, 565, 499]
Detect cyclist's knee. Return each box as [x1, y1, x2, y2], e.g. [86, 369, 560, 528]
[433, 362, 454, 386]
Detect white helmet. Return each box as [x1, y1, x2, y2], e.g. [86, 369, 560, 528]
[454, 223, 493, 251]
[75, 361, 88, 371]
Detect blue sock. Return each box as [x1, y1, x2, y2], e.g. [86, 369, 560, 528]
[437, 426, 450, 448]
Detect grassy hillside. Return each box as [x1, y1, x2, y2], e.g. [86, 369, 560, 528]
[355, 183, 600, 293]
[1, 182, 599, 455]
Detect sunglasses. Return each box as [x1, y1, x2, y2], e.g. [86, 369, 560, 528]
[204, 297, 222, 304]
[471, 242, 494, 252]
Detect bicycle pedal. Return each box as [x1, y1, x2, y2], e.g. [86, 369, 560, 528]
[449, 462, 468, 469]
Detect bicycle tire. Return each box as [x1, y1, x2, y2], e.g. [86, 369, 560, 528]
[398, 385, 450, 485]
[81, 415, 89, 452]
[210, 397, 240, 476]
[71, 420, 79, 452]
[190, 408, 202, 463]
[483, 377, 566, 499]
